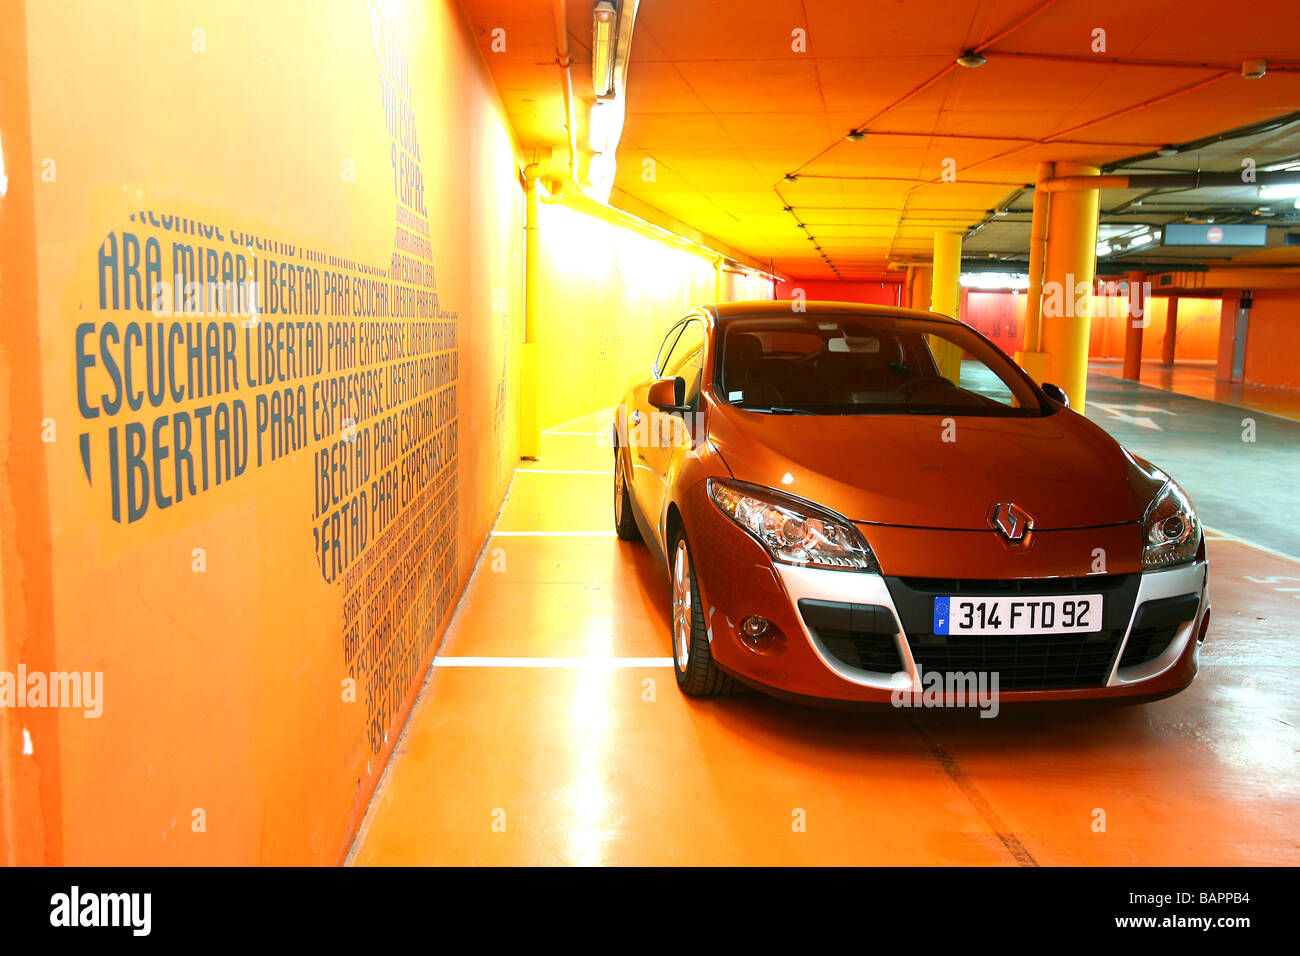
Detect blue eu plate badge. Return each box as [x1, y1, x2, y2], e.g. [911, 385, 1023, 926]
[933, 596, 951, 635]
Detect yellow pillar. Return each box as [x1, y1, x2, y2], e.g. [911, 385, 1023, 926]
[1038, 162, 1100, 412]
[519, 169, 543, 459]
[931, 230, 964, 383]
[1015, 162, 1053, 381]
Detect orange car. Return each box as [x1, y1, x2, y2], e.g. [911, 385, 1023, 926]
[612, 301, 1210, 708]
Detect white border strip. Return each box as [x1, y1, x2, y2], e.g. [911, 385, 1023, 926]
[434, 656, 673, 668]
[516, 469, 614, 475]
[1204, 525, 1300, 566]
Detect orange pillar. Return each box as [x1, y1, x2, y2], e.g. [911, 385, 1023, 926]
[1216, 290, 1240, 381]
[1039, 162, 1101, 411]
[1162, 296, 1179, 365]
[1122, 270, 1146, 381]
[519, 168, 543, 459]
[910, 265, 932, 314]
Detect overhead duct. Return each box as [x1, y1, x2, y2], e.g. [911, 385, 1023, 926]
[1042, 170, 1300, 192]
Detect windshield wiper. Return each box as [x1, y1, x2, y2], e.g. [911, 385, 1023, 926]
[766, 405, 817, 415]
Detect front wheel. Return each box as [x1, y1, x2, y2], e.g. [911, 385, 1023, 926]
[613, 445, 641, 541]
[670, 529, 733, 697]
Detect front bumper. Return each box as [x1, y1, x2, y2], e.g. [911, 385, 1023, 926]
[684, 486, 1209, 705]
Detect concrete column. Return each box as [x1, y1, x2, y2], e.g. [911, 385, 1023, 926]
[1039, 162, 1101, 411]
[1122, 270, 1147, 381]
[1162, 296, 1179, 365]
[931, 230, 964, 382]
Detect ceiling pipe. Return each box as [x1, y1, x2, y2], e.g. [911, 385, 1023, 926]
[552, 0, 583, 191]
[1102, 111, 1300, 172]
[1041, 170, 1300, 192]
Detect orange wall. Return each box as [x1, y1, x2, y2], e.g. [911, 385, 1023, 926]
[1243, 290, 1300, 390]
[2, 0, 524, 864]
[1088, 296, 1220, 362]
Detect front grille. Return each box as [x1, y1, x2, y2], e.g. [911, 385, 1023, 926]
[906, 629, 1124, 690]
[1118, 593, 1200, 668]
[885, 574, 1141, 691]
[798, 599, 903, 674]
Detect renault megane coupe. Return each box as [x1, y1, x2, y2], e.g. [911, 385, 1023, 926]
[612, 301, 1210, 706]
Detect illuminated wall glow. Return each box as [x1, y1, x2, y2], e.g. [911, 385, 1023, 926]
[536, 201, 772, 431]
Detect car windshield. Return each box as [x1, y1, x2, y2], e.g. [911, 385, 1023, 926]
[716, 314, 1047, 417]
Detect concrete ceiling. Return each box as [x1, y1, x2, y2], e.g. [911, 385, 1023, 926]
[460, 0, 1300, 278]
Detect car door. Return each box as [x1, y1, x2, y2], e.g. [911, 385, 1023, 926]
[639, 317, 706, 532]
[628, 320, 687, 522]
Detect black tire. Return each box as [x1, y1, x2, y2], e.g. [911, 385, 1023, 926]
[669, 528, 734, 697]
[613, 444, 641, 542]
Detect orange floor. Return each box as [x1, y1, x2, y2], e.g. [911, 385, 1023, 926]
[1091, 359, 1300, 422]
[350, 410, 1300, 866]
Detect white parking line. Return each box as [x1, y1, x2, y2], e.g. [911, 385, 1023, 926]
[491, 530, 616, 536]
[434, 656, 673, 668]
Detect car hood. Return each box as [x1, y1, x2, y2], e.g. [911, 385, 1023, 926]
[707, 401, 1162, 531]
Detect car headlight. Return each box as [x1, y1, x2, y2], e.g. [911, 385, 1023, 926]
[1142, 480, 1200, 568]
[707, 478, 879, 572]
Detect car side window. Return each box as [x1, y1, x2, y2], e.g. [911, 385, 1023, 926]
[653, 321, 686, 377]
[672, 345, 705, 406]
[664, 321, 704, 377]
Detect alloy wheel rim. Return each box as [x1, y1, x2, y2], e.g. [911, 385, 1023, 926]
[614, 457, 624, 522]
[672, 540, 692, 670]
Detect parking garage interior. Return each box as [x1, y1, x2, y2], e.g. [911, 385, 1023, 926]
[2, 0, 1299, 877]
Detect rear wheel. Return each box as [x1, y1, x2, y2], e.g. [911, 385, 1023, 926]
[613, 444, 641, 541]
[670, 529, 733, 696]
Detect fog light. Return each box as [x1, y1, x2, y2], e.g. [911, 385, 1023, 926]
[740, 615, 772, 642]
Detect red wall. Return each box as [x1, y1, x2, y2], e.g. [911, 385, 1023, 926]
[962, 290, 1221, 362]
[775, 278, 903, 306]
[962, 291, 1027, 355]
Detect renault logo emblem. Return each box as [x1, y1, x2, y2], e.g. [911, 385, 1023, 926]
[988, 502, 1033, 544]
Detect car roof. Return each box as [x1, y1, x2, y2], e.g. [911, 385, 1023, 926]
[702, 299, 963, 325]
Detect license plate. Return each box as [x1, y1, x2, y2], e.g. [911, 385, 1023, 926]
[933, 595, 1103, 635]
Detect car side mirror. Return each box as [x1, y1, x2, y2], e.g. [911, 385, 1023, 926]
[1041, 382, 1070, 408]
[648, 376, 689, 411]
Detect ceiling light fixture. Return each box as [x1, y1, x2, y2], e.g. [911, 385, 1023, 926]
[1242, 58, 1267, 79]
[783, 173, 799, 183]
[956, 50, 987, 68]
[1259, 183, 1300, 200]
[845, 129, 866, 142]
[591, 1, 617, 98]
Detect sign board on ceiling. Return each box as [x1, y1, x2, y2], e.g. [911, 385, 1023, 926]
[1162, 223, 1268, 246]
